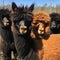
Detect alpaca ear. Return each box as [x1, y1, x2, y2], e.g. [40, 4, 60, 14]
[29, 4, 34, 12]
[12, 2, 18, 11]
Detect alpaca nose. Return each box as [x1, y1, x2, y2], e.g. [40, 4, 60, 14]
[38, 27, 44, 35]
[38, 30, 44, 35]
[21, 27, 27, 30]
[20, 26, 27, 30]
[19, 26, 27, 34]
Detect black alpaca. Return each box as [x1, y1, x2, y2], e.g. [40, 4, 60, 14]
[0, 9, 17, 60]
[50, 13, 60, 34]
[11, 2, 38, 60]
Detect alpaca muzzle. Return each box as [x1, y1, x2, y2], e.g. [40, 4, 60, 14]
[38, 24, 45, 35]
[3, 17, 10, 26]
[51, 21, 56, 29]
[38, 29, 45, 35]
[19, 26, 27, 34]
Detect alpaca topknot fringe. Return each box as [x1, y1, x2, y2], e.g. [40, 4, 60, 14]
[33, 11, 51, 23]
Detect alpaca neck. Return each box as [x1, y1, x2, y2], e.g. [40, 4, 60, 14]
[33, 38, 44, 60]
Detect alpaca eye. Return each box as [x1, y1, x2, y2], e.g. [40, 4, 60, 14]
[33, 21, 38, 25]
[16, 22, 19, 25]
[14, 21, 19, 28]
[45, 23, 49, 27]
[16, 24, 19, 28]
[33, 22, 37, 25]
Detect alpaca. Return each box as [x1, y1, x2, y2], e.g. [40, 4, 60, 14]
[0, 9, 17, 60]
[31, 11, 60, 60]
[11, 2, 38, 60]
[31, 11, 51, 60]
[31, 11, 51, 39]
[50, 13, 60, 34]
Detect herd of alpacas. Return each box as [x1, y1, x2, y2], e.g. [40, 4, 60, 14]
[0, 2, 60, 60]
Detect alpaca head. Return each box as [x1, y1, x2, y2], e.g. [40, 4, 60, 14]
[0, 9, 11, 28]
[12, 2, 34, 35]
[31, 11, 51, 38]
[50, 13, 60, 34]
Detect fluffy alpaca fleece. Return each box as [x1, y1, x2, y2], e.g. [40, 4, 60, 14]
[33, 11, 50, 23]
[0, 9, 17, 60]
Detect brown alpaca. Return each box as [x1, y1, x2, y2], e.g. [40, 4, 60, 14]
[31, 11, 60, 60]
[31, 11, 51, 39]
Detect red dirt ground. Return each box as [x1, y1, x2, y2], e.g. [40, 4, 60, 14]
[42, 34, 60, 60]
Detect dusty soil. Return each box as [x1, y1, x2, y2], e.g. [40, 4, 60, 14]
[42, 34, 60, 60]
